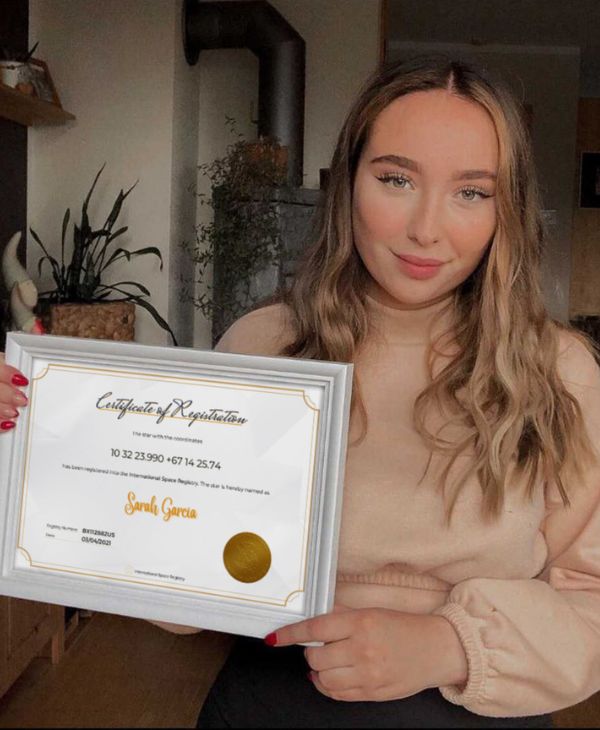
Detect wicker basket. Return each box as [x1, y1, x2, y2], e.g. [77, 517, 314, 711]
[40, 301, 135, 341]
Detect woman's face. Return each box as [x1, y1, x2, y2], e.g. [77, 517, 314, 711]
[352, 89, 499, 308]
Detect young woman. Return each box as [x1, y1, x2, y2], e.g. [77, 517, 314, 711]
[2, 56, 600, 727]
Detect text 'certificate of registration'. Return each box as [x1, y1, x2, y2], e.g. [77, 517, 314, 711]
[1, 334, 353, 637]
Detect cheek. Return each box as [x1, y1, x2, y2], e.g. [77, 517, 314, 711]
[449, 209, 497, 258]
[353, 180, 407, 244]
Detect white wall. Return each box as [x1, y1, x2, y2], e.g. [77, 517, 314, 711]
[28, 0, 197, 346]
[27, 0, 382, 348]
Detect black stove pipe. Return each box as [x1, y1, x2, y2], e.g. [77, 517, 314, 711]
[183, 0, 305, 187]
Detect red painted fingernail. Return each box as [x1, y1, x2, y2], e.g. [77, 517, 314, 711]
[264, 632, 277, 646]
[1, 421, 15, 431]
[11, 374, 28, 387]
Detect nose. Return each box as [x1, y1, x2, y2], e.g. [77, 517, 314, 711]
[405, 193, 442, 247]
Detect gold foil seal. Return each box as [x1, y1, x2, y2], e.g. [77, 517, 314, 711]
[223, 532, 272, 583]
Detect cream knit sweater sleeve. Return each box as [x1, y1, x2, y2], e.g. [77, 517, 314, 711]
[434, 333, 600, 717]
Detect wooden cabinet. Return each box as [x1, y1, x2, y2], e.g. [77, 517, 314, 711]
[0, 597, 64, 697]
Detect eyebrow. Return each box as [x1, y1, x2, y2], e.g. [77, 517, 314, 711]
[370, 154, 497, 182]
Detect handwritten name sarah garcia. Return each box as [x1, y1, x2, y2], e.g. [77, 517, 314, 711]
[125, 491, 197, 522]
[96, 393, 248, 427]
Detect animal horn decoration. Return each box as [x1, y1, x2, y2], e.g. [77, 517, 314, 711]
[1, 232, 45, 334]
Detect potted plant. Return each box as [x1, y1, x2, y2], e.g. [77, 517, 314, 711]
[31, 165, 177, 344]
[0, 42, 38, 90]
[185, 122, 289, 345]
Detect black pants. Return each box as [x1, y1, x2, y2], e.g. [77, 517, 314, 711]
[197, 637, 553, 728]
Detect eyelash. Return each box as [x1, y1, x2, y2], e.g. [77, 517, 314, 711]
[376, 172, 493, 201]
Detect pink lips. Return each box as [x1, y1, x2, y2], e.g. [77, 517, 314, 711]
[395, 253, 445, 280]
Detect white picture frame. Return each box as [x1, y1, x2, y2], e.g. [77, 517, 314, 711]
[0, 333, 353, 639]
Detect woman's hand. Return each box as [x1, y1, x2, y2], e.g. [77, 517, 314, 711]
[268, 606, 468, 702]
[0, 353, 29, 432]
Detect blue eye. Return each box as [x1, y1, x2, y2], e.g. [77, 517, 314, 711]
[460, 187, 491, 202]
[375, 174, 493, 202]
[377, 173, 411, 189]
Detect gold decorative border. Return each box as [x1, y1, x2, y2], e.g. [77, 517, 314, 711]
[33, 365, 50, 381]
[17, 361, 324, 608]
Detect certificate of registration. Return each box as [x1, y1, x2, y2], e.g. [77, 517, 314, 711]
[1, 334, 352, 637]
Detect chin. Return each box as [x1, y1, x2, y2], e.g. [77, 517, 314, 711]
[377, 282, 444, 307]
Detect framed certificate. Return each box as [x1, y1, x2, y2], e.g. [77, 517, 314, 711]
[0, 333, 353, 638]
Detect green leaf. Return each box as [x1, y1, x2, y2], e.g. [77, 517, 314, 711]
[80, 166, 105, 244]
[37, 255, 63, 293]
[67, 223, 84, 298]
[29, 226, 51, 257]
[107, 226, 128, 243]
[79, 265, 100, 300]
[23, 41, 39, 63]
[99, 281, 151, 297]
[103, 180, 137, 234]
[89, 228, 113, 238]
[100, 246, 163, 273]
[61, 208, 70, 269]
[79, 167, 112, 273]
[34, 165, 168, 317]
[91, 226, 129, 271]
[30, 227, 63, 290]
[82, 165, 105, 226]
[108, 286, 177, 345]
[87, 228, 118, 269]
[93, 183, 135, 273]
[133, 296, 178, 346]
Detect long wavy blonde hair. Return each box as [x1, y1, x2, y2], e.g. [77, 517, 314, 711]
[280, 55, 598, 522]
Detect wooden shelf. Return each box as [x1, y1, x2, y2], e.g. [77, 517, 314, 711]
[0, 82, 75, 126]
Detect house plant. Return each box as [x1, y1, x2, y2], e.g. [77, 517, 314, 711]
[31, 165, 177, 344]
[185, 122, 288, 345]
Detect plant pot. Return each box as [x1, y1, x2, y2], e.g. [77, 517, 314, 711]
[0, 61, 28, 88]
[39, 301, 135, 341]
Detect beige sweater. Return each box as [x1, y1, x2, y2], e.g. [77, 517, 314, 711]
[214, 294, 600, 718]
